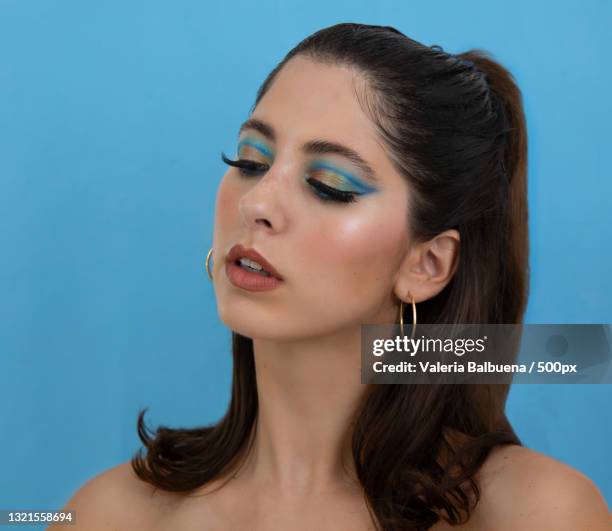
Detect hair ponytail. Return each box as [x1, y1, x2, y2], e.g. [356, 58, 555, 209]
[457, 49, 530, 320]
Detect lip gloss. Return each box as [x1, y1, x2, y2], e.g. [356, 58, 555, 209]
[225, 261, 283, 291]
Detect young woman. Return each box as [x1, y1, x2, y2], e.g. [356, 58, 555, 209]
[55, 23, 611, 530]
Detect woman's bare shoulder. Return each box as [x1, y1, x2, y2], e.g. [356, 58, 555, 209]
[47, 461, 173, 531]
[469, 445, 612, 530]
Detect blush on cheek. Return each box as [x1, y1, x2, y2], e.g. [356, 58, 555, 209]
[323, 217, 392, 260]
[296, 231, 347, 284]
[306, 215, 404, 286]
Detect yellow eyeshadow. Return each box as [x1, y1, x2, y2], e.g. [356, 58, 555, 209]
[239, 145, 269, 162]
[308, 168, 355, 192]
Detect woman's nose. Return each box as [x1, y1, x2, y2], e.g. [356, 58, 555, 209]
[237, 172, 287, 234]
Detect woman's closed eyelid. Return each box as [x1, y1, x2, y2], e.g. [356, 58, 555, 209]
[237, 138, 274, 159]
[308, 161, 378, 194]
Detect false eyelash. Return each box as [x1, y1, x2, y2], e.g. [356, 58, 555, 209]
[221, 152, 268, 174]
[220, 152, 358, 204]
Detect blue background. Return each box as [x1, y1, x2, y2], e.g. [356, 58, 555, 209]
[1, 0, 610, 519]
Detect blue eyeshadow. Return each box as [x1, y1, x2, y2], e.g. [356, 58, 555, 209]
[237, 137, 274, 159]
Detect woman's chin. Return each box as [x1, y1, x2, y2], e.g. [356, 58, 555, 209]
[218, 312, 314, 342]
[217, 312, 281, 340]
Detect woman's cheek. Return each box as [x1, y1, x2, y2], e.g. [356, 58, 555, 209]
[317, 213, 403, 288]
[299, 215, 375, 282]
[215, 175, 240, 226]
[323, 214, 387, 261]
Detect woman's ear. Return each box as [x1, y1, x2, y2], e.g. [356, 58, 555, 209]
[393, 229, 460, 303]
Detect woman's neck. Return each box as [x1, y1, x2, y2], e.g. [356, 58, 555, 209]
[235, 331, 367, 497]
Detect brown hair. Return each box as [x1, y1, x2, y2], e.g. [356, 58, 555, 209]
[131, 23, 529, 530]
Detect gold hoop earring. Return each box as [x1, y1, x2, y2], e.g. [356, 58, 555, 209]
[205, 248, 213, 280]
[399, 293, 417, 339]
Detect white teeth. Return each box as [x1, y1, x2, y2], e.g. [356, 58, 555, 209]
[239, 257, 263, 270]
[239, 257, 266, 272]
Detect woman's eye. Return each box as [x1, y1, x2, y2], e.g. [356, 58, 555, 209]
[305, 178, 358, 203]
[221, 152, 268, 177]
[220, 152, 359, 204]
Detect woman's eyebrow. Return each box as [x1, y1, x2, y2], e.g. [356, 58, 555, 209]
[238, 117, 380, 183]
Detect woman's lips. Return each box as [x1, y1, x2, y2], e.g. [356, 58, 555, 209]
[225, 260, 283, 291]
[226, 244, 283, 280]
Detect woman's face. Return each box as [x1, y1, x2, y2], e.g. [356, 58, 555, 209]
[212, 56, 412, 340]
